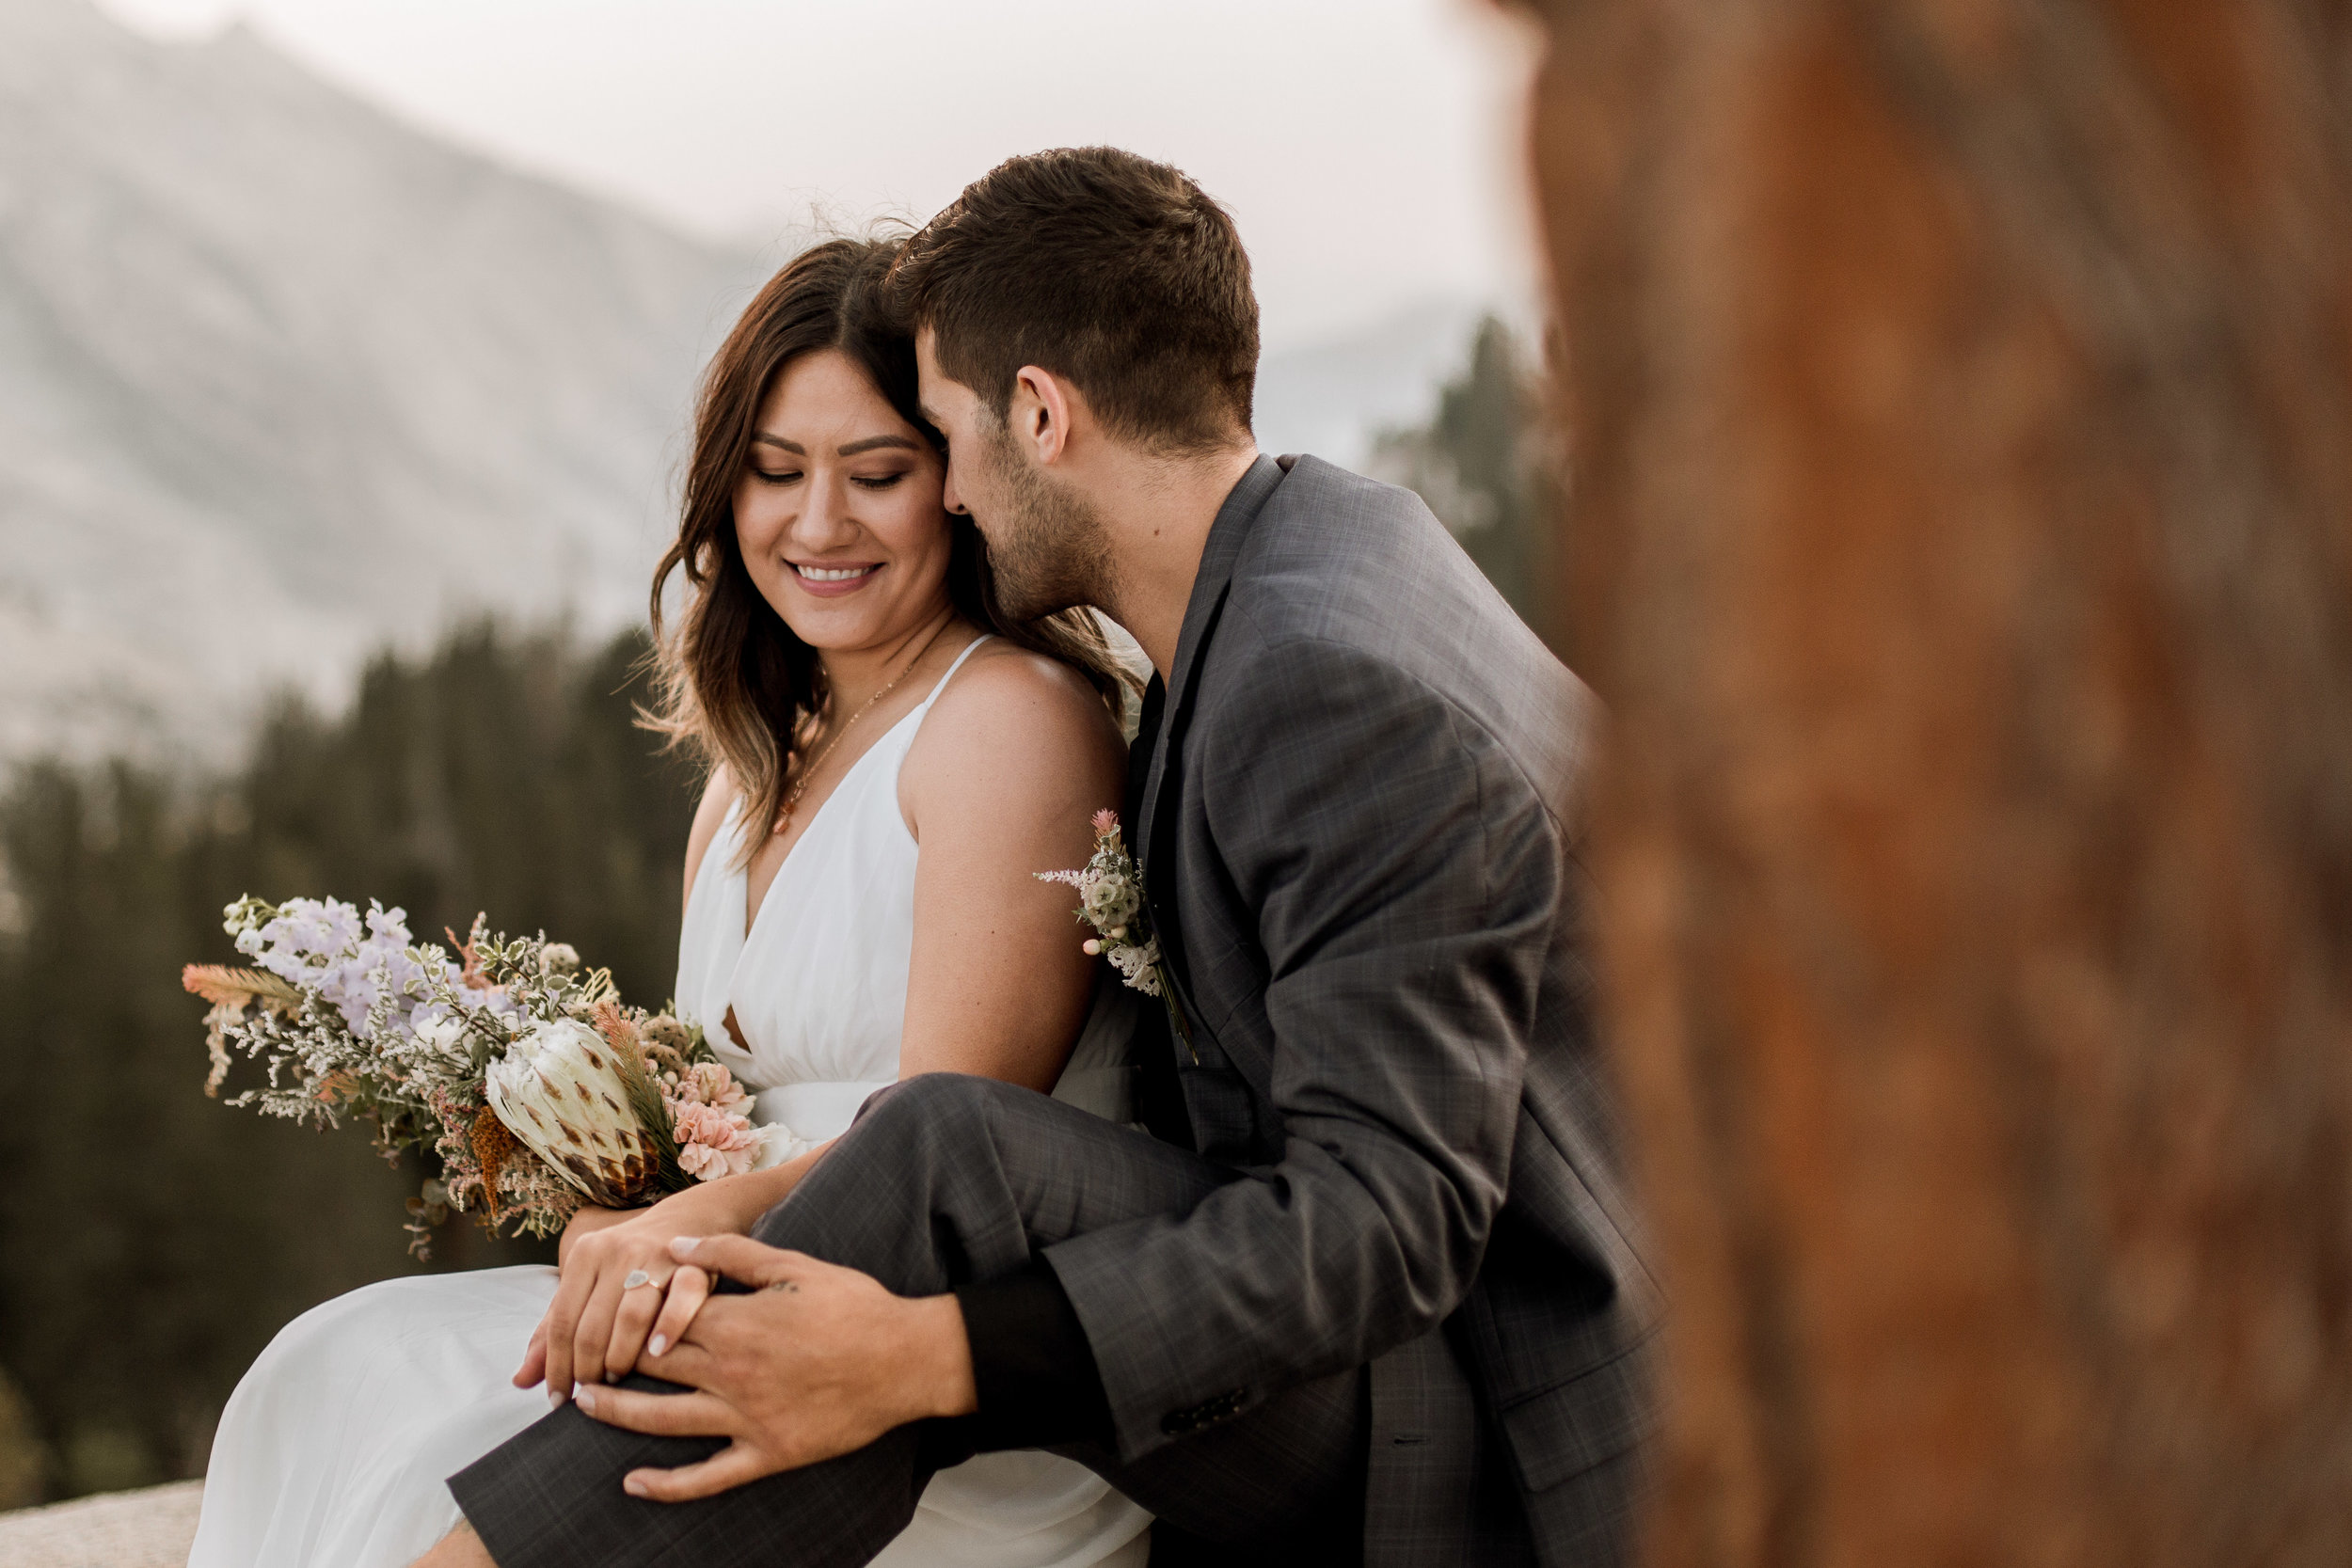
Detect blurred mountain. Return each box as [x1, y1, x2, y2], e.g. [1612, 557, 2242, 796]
[0, 0, 760, 762]
[1251, 297, 1493, 472]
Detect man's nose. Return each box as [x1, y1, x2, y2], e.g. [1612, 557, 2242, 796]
[941, 458, 970, 517]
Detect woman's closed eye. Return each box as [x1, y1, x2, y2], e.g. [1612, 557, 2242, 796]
[749, 468, 906, 489]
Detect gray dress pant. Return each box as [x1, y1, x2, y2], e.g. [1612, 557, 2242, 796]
[448, 1074, 1371, 1567]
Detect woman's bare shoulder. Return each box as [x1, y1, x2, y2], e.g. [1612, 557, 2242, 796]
[907, 642, 1124, 802]
[937, 642, 1121, 748]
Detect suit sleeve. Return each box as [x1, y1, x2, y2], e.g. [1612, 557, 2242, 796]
[1041, 627, 1558, 1462]
[952, 1259, 1115, 1450]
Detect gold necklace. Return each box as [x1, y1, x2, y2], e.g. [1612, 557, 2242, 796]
[773, 624, 954, 839]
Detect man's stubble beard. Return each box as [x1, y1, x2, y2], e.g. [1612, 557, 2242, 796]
[977, 422, 1118, 624]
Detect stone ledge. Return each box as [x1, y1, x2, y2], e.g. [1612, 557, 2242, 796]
[0, 1481, 202, 1568]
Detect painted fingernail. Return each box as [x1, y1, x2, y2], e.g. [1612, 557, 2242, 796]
[668, 1235, 702, 1258]
[647, 1334, 667, 1357]
[548, 1385, 565, 1410]
[575, 1386, 598, 1415]
[624, 1475, 648, 1497]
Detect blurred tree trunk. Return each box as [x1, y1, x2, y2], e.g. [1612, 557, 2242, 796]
[1511, 1, 2352, 1564]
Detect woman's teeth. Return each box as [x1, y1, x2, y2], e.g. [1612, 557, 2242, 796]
[796, 563, 875, 583]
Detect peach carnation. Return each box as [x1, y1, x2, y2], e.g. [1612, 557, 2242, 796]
[686, 1062, 751, 1116]
[672, 1099, 759, 1180]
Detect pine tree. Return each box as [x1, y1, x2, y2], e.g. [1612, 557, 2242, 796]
[1370, 315, 1565, 649]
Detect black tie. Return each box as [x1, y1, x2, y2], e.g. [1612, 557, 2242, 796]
[1121, 674, 1192, 1148]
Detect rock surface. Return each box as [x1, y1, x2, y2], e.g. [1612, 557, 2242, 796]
[0, 1481, 202, 1567]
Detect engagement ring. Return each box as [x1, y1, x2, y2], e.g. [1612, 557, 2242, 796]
[623, 1270, 657, 1290]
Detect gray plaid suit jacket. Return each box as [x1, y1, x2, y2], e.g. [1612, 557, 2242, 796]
[1048, 454, 1661, 1564]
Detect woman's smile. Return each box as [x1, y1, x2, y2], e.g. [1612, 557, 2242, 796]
[789, 560, 882, 597]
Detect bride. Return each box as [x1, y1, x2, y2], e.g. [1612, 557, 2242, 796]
[188, 237, 1154, 1568]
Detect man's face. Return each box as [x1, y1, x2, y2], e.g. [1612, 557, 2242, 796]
[916, 328, 1113, 621]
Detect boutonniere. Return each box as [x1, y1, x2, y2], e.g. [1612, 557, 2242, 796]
[1040, 811, 1195, 1059]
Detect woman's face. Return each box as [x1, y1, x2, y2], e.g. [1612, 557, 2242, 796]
[732, 348, 954, 656]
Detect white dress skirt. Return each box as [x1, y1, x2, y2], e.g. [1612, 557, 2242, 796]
[189, 637, 1152, 1568]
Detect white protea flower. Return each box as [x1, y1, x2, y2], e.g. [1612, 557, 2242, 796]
[485, 1018, 663, 1206]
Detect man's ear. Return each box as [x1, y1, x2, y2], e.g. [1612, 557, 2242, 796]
[1011, 365, 1078, 466]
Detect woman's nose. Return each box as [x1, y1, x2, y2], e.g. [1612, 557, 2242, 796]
[789, 475, 860, 547]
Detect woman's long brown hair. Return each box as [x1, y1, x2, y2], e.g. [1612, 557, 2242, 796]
[644, 237, 1133, 861]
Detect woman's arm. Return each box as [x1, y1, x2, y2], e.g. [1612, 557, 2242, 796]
[896, 643, 1128, 1088]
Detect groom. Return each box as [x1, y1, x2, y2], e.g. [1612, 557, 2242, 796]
[432, 148, 1657, 1567]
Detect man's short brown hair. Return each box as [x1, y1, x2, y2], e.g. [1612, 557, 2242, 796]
[890, 148, 1259, 453]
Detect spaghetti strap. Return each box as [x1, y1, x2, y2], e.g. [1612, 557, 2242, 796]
[914, 633, 995, 715]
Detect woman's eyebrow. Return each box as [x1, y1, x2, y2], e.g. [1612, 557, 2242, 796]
[749, 433, 917, 456]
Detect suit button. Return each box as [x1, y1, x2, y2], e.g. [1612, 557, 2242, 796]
[1159, 1387, 1250, 1438]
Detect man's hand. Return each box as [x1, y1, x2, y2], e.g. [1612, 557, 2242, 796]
[568, 1234, 979, 1503]
[518, 1154, 823, 1403]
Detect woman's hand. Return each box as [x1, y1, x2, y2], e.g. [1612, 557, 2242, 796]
[556, 1204, 630, 1266]
[515, 1146, 826, 1403]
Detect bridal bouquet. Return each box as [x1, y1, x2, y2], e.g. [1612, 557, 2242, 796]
[183, 896, 773, 1255]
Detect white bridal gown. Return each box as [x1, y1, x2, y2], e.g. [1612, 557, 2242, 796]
[190, 637, 1153, 1568]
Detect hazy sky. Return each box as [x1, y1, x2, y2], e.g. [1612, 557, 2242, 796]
[93, 0, 1547, 352]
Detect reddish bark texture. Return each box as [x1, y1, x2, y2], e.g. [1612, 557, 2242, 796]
[1511, 2, 2352, 1564]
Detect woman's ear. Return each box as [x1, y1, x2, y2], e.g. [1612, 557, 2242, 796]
[1013, 365, 1077, 466]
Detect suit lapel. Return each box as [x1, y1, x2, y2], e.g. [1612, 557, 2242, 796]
[1136, 454, 1287, 865]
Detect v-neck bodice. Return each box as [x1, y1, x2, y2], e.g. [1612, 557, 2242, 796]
[674, 638, 992, 1127]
